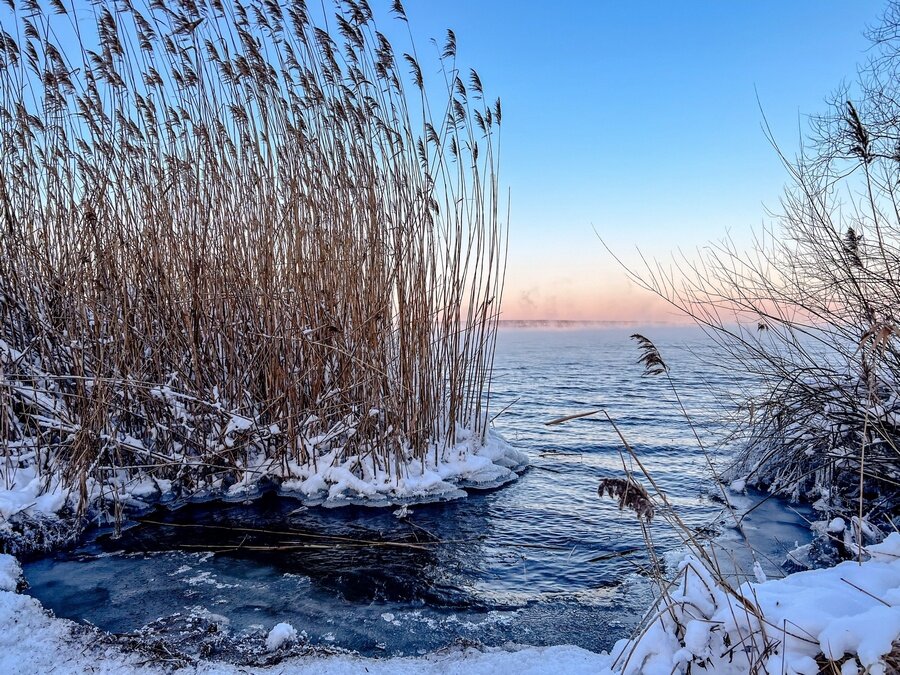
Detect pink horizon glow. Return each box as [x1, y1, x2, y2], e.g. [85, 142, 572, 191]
[498, 277, 692, 324]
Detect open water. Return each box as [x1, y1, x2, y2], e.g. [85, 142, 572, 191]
[22, 326, 812, 656]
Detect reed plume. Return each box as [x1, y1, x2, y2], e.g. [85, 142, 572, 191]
[629, 334, 668, 376]
[597, 477, 655, 523]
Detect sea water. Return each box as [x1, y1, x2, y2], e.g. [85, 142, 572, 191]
[22, 326, 812, 656]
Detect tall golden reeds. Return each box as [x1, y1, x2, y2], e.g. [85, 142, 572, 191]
[0, 0, 506, 513]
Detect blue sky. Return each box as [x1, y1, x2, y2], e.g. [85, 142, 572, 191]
[392, 1, 884, 321]
[11, 1, 880, 321]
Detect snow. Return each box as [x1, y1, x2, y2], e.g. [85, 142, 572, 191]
[752, 560, 767, 584]
[265, 622, 298, 651]
[0, 428, 526, 524]
[0, 553, 20, 591]
[0, 465, 69, 521]
[868, 533, 900, 562]
[828, 517, 847, 533]
[276, 428, 527, 508]
[605, 534, 900, 674]
[729, 477, 747, 492]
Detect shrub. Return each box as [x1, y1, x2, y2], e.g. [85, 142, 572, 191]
[621, 2, 900, 545]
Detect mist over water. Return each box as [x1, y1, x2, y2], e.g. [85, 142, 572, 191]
[23, 327, 811, 656]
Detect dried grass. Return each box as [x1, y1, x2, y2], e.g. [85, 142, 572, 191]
[0, 0, 506, 516]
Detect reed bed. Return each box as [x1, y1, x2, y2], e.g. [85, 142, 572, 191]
[0, 0, 508, 517]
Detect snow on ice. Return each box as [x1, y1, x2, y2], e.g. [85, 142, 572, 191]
[265, 622, 298, 651]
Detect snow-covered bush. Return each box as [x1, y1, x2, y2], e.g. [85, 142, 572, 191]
[627, 1, 900, 545]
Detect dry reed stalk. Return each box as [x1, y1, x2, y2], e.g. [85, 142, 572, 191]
[0, 0, 506, 515]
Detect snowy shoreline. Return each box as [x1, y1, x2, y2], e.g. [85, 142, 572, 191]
[0, 549, 613, 674]
[4, 535, 900, 673]
[1, 427, 527, 551]
[5, 430, 900, 673]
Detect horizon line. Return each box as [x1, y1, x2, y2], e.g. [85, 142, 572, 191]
[496, 319, 694, 326]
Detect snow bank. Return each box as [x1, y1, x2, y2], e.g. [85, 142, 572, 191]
[0, 428, 526, 527]
[607, 534, 900, 674]
[277, 427, 527, 507]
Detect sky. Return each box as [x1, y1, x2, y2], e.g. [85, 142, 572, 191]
[389, 1, 885, 322]
[6, 1, 883, 322]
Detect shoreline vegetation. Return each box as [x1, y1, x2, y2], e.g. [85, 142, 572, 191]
[0, 0, 516, 532]
[2, 525, 900, 672]
[583, 0, 900, 669]
[616, 2, 900, 560]
[553, 334, 900, 673]
[2, 0, 900, 674]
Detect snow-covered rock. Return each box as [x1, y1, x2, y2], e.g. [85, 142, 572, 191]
[265, 622, 298, 651]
